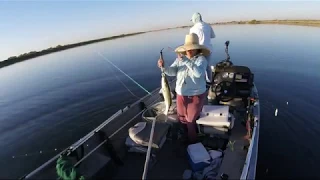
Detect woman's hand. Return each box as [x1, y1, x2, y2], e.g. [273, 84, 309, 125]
[158, 58, 164, 68]
[178, 53, 191, 60]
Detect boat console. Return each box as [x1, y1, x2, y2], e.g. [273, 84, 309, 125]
[208, 41, 254, 109]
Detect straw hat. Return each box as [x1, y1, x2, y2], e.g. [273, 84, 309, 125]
[175, 33, 211, 57]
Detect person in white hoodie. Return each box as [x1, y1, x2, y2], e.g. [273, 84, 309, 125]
[189, 12, 216, 87]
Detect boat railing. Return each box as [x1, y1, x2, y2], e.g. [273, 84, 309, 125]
[22, 105, 136, 179]
[240, 85, 260, 179]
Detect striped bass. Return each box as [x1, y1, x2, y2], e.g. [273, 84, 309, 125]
[161, 69, 172, 115]
[159, 48, 172, 116]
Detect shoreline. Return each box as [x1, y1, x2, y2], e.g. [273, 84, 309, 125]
[212, 19, 320, 27]
[0, 32, 145, 68]
[1, 19, 319, 68]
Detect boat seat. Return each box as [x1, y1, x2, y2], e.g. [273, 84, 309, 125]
[196, 105, 235, 137]
[126, 114, 170, 151]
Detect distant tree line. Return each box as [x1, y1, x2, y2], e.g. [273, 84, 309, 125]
[248, 19, 260, 24]
[0, 32, 145, 68]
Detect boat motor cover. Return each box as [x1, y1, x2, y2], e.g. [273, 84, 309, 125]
[128, 119, 170, 148]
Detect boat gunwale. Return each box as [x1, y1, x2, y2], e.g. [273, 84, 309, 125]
[240, 84, 260, 179]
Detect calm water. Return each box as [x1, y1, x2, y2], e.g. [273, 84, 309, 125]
[0, 25, 319, 178]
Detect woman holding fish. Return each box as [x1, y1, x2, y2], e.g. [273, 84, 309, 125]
[157, 33, 210, 144]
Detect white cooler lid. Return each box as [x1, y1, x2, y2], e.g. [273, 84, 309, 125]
[196, 115, 230, 128]
[202, 105, 229, 117]
[187, 143, 211, 164]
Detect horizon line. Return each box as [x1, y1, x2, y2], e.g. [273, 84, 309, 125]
[3, 18, 320, 61]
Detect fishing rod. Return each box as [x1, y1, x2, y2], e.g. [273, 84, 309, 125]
[142, 48, 169, 180]
[142, 49, 163, 180]
[96, 51, 151, 95]
[160, 48, 165, 72]
[141, 114, 158, 180]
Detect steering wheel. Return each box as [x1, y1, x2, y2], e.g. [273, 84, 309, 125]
[214, 81, 236, 102]
[216, 60, 233, 69]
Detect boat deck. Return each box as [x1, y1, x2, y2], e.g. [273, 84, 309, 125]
[218, 110, 249, 179]
[112, 101, 250, 180]
[113, 140, 189, 179]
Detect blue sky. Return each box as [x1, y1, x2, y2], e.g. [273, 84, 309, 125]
[0, 0, 319, 60]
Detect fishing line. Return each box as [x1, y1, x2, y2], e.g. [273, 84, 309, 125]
[103, 57, 141, 99]
[96, 51, 151, 95]
[8, 147, 66, 159]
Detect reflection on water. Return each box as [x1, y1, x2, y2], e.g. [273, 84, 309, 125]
[0, 25, 319, 178]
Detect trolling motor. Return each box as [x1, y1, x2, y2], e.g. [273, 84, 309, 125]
[216, 40, 233, 68]
[225, 41, 230, 62]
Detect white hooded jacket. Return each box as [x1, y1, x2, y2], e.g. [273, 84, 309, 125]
[189, 13, 216, 53]
[189, 13, 216, 83]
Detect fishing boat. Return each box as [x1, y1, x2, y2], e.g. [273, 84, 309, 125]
[20, 41, 260, 180]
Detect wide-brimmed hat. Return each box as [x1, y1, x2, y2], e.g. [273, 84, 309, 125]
[175, 33, 210, 57]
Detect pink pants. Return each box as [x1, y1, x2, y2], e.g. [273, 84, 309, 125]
[176, 92, 206, 143]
